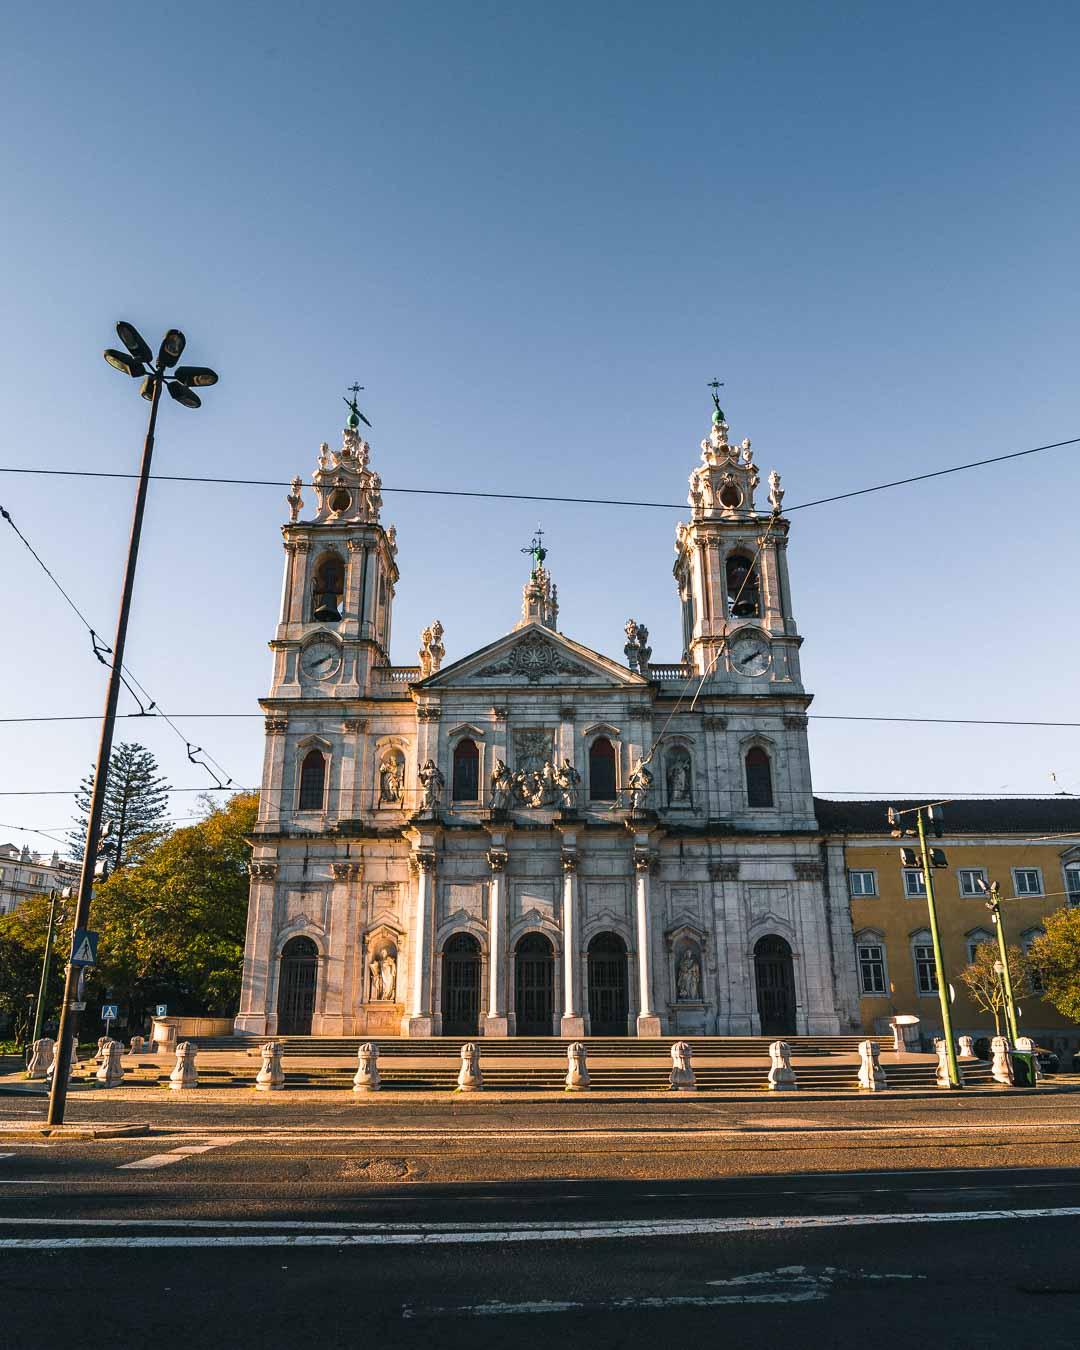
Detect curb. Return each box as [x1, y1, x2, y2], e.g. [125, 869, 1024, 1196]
[0, 1123, 150, 1140]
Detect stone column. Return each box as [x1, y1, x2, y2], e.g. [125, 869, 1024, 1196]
[634, 847, 662, 1036]
[286, 539, 311, 624]
[484, 847, 509, 1036]
[560, 850, 585, 1038]
[403, 850, 435, 1036]
[259, 717, 289, 828]
[341, 718, 367, 818]
[234, 861, 278, 1035]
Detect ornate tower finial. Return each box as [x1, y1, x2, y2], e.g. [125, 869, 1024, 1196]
[521, 525, 547, 575]
[707, 378, 725, 427]
[344, 382, 372, 432]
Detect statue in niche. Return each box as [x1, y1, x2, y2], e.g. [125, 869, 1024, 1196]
[666, 749, 692, 806]
[556, 759, 581, 811]
[418, 759, 444, 811]
[367, 946, 397, 1002]
[628, 760, 653, 816]
[379, 752, 404, 805]
[491, 759, 513, 812]
[536, 761, 560, 807]
[676, 947, 702, 1002]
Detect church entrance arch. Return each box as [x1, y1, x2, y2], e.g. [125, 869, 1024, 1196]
[754, 935, 797, 1036]
[441, 933, 481, 1036]
[587, 931, 629, 1036]
[514, 933, 555, 1036]
[277, 936, 318, 1035]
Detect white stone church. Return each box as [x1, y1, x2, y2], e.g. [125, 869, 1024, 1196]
[235, 400, 862, 1039]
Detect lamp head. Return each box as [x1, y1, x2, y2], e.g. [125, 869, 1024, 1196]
[166, 379, 202, 409]
[104, 349, 146, 378]
[157, 329, 186, 368]
[116, 321, 153, 365]
[172, 365, 218, 388]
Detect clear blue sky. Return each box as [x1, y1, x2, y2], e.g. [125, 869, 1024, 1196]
[2, 1, 1079, 852]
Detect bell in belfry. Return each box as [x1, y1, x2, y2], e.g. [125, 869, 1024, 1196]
[313, 590, 341, 622]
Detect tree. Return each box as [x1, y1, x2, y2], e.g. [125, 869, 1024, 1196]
[1028, 908, 1080, 1023]
[0, 891, 73, 1045]
[85, 792, 258, 1021]
[956, 940, 1033, 1036]
[68, 742, 170, 872]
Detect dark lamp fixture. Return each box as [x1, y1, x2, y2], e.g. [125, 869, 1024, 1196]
[104, 349, 145, 377]
[172, 365, 219, 388]
[158, 329, 186, 367]
[116, 321, 153, 364]
[166, 380, 201, 408]
[139, 375, 156, 402]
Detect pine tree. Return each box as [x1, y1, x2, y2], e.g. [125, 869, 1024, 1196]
[68, 742, 170, 871]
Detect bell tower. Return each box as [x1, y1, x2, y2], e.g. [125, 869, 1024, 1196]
[673, 395, 803, 692]
[271, 408, 399, 701]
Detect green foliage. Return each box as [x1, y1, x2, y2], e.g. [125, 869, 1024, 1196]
[956, 940, 1032, 1036]
[84, 792, 258, 1018]
[0, 893, 72, 1044]
[68, 741, 170, 871]
[1028, 908, 1080, 1024]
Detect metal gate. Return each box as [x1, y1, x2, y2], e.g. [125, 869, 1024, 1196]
[514, 933, 554, 1035]
[277, 936, 318, 1035]
[587, 932, 629, 1036]
[754, 935, 797, 1035]
[441, 933, 481, 1036]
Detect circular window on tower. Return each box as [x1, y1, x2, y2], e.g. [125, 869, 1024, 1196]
[719, 483, 742, 509]
[329, 487, 352, 513]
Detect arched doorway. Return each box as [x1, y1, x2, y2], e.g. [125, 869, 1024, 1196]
[514, 933, 555, 1036]
[277, 936, 318, 1035]
[754, 935, 797, 1036]
[441, 933, 481, 1036]
[587, 931, 629, 1036]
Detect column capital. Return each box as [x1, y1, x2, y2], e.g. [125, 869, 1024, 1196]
[330, 861, 363, 881]
[560, 850, 579, 874]
[486, 847, 509, 873]
[491, 705, 508, 722]
[346, 538, 366, 553]
[417, 706, 442, 722]
[342, 717, 368, 734]
[249, 861, 278, 880]
[634, 847, 659, 875]
[710, 860, 740, 881]
[264, 717, 288, 734]
[411, 849, 436, 874]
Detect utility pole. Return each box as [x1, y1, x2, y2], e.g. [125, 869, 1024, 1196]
[46, 323, 217, 1126]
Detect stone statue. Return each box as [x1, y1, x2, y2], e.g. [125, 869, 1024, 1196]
[635, 624, 651, 671]
[491, 759, 513, 812]
[958, 1034, 978, 1060]
[768, 469, 784, 514]
[95, 1036, 109, 1063]
[511, 768, 532, 806]
[255, 1041, 285, 1091]
[536, 760, 560, 807]
[96, 1040, 124, 1088]
[990, 1035, 1014, 1086]
[624, 618, 640, 672]
[628, 760, 653, 816]
[379, 948, 397, 1002]
[129, 1035, 147, 1055]
[428, 619, 445, 672]
[169, 1042, 198, 1091]
[379, 753, 403, 805]
[676, 949, 702, 1002]
[767, 1040, 797, 1091]
[26, 1036, 54, 1080]
[857, 1039, 886, 1092]
[565, 1042, 590, 1092]
[418, 625, 433, 678]
[669, 1041, 696, 1092]
[353, 1042, 381, 1093]
[556, 759, 581, 811]
[287, 475, 303, 523]
[456, 1042, 483, 1092]
[667, 752, 691, 805]
[367, 952, 382, 1002]
[418, 759, 444, 812]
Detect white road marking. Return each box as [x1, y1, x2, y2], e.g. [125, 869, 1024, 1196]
[117, 1137, 240, 1171]
[0, 1206, 1078, 1248]
[0, 1154, 13, 1161]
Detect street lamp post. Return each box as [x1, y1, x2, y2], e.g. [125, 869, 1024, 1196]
[45, 323, 217, 1126]
[982, 881, 1021, 1043]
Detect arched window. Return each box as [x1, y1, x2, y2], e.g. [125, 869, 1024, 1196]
[744, 746, 773, 808]
[726, 553, 760, 618]
[589, 737, 617, 801]
[452, 738, 479, 802]
[298, 749, 326, 811]
[311, 555, 345, 622]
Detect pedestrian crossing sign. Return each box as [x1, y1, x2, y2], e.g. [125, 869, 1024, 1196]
[70, 929, 98, 967]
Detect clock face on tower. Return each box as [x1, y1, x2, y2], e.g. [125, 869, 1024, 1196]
[300, 637, 341, 681]
[729, 632, 772, 678]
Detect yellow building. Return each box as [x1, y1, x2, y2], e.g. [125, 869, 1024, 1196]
[817, 798, 1080, 1056]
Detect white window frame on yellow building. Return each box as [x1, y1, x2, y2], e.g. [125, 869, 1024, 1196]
[848, 869, 877, 898]
[855, 930, 888, 994]
[1012, 867, 1044, 897]
[911, 930, 937, 995]
[903, 868, 926, 898]
[957, 867, 987, 897]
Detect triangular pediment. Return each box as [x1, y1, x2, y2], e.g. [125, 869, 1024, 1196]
[418, 623, 648, 689]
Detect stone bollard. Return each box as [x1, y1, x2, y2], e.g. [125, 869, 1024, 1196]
[47, 1039, 77, 1083]
[933, 1038, 965, 1088]
[96, 1040, 124, 1088]
[26, 1037, 55, 1080]
[1015, 1035, 1041, 1084]
[669, 1041, 696, 1092]
[958, 1035, 978, 1061]
[857, 1039, 887, 1091]
[353, 1042, 381, 1093]
[255, 1041, 285, 1091]
[768, 1040, 797, 1091]
[95, 1036, 109, 1064]
[456, 1042, 483, 1092]
[129, 1035, 147, 1055]
[991, 1035, 1015, 1086]
[168, 1042, 199, 1091]
[891, 1022, 904, 1054]
[565, 1042, 591, 1092]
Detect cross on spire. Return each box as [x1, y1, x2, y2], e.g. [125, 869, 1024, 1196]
[521, 525, 547, 573]
[707, 378, 725, 425]
[344, 383, 372, 430]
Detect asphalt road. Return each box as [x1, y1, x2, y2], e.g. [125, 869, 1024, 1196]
[2, 1093, 1080, 1349]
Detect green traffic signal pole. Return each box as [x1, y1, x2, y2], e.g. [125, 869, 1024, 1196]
[989, 887, 1021, 1043]
[916, 808, 962, 1088]
[30, 888, 60, 1046]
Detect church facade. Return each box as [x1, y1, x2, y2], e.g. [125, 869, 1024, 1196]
[235, 402, 862, 1038]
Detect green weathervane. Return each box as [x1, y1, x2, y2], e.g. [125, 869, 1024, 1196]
[708, 378, 725, 425]
[521, 525, 547, 573]
[344, 382, 372, 431]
